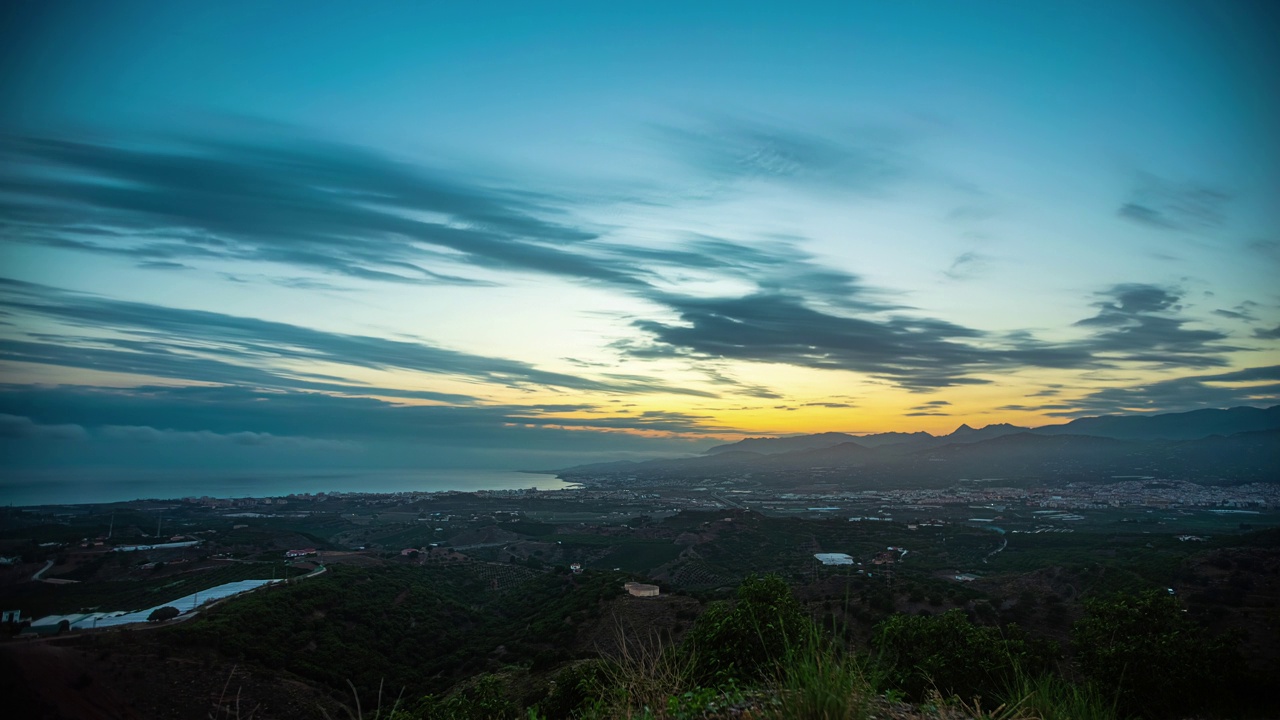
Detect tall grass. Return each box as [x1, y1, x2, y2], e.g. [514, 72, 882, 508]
[766, 633, 874, 720]
[581, 617, 699, 718]
[994, 672, 1120, 720]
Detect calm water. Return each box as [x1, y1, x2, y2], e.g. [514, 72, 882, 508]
[0, 468, 573, 507]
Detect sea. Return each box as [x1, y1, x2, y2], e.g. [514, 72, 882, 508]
[0, 468, 574, 507]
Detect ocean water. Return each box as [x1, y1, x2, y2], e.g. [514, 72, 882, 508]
[0, 468, 572, 507]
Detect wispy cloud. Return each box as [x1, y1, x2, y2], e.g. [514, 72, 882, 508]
[1043, 365, 1280, 417]
[653, 117, 907, 194]
[942, 251, 989, 281]
[1117, 173, 1230, 232]
[1254, 324, 1280, 340]
[0, 277, 714, 399]
[0, 132, 633, 287]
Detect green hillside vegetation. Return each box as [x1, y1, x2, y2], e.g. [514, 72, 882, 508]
[153, 567, 1268, 720]
[5, 498, 1275, 718]
[175, 564, 632, 702]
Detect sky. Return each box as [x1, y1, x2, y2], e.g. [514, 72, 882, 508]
[1, 0, 1278, 476]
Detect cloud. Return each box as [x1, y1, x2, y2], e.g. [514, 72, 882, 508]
[801, 402, 855, 408]
[1117, 173, 1230, 231]
[0, 277, 713, 399]
[0, 128, 1255, 399]
[620, 282, 1241, 391]
[615, 234, 895, 311]
[1043, 365, 1280, 417]
[1254, 324, 1280, 340]
[0, 413, 87, 440]
[943, 251, 989, 281]
[1247, 239, 1280, 264]
[1073, 284, 1234, 367]
[0, 132, 640, 287]
[0, 384, 720, 470]
[98, 424, 357, 449]
[654, 117, 906, 194]
[905, 399, 952, 415]
[0, 127, 911, 315]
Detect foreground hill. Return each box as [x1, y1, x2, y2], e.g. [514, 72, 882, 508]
[6, 514, 1275, 719]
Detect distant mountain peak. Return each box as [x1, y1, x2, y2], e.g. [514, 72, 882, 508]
[945, 422, 1030, 442]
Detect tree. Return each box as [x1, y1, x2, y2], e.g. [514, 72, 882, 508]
[684, 574, 813, 685]
[1072, 590, 1243, 719]
[148, 606, 181, 622]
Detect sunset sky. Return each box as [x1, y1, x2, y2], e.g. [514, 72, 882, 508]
[2, 1, 1278, 473]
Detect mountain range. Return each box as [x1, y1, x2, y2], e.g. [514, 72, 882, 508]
[559, 405, 1280, 486]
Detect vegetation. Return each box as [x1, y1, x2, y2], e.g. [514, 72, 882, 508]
[872, 609, 1057, 703]
[684, 573, 813, 686]
[175, 564, 630, 706]
[1072, 590, 1247, 719]
[147, 605, 180, 622]
[4, 496, 1273, 718]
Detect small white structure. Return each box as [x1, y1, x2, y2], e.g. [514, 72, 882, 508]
[814, 553, 855, 566]
[624, 582, 660, 597]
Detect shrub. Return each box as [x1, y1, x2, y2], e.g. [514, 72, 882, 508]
[684, 574, 813, 686]
[148, 606, 181, 622]
[418, 673, 517, 720]
[1072, 590, 1243, 719]
[871, 609, 1057, 703]
[536, 660, 610, 719]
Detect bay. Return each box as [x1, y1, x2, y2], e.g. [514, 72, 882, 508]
[0, 468, 572, 507]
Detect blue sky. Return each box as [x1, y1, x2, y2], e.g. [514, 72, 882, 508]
[1, 1, 1277, 477]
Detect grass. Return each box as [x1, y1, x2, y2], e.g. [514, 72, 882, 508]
[995, 673, 1121, 720]
[582, 618, 699, 718]
[567, 612, 1124, 720]
[766, 634, 874, 720]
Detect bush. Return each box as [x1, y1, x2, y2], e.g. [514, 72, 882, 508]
[684, 574, 813, 686]
[148, 606, 181, 622]
[871, 609, 1057, 703]
[1072, 590, 1243, 719]
[418, 673, 517, 720]
[536, 660, 610, 719]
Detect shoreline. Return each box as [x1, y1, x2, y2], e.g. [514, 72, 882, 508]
[0, 468, 577, 509]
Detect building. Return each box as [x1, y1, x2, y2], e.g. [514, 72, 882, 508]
[285, 548, 317, 559]
[624, 582, 660, 597]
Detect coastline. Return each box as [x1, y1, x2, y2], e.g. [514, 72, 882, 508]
[0, 468, 574, 508]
